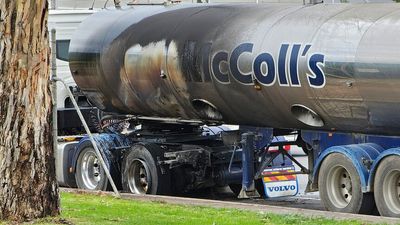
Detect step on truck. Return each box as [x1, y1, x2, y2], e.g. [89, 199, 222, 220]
[58, 3, 400, 218]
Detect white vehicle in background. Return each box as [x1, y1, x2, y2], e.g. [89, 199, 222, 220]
[49, 9, 96, 135]
[49, 9, 98, 187]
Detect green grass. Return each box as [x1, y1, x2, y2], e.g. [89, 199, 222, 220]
[2, 192, 368, 225]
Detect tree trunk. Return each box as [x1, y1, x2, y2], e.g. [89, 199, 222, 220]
[0, 0, 59, 221]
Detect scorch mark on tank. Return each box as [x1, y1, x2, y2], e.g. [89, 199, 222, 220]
[124, 40, 220, 121]
[124, 40, 191, 118]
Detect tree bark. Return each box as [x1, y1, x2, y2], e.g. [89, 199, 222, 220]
[0, 0, 59, 221]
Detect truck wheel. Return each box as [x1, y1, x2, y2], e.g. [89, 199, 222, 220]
[374, 155, 400, 217]
[122, 144, 170, 195]
[319, 153, 374, 214]
[75, 146, 109, 190]
[229, 183, 241, 197]
[255, 179, 266, 197]
[229, 179, 265, 197]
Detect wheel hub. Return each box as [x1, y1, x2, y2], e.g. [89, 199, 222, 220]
[382, 169, 400, 214]
[81, 150, 102, 190]
[128, 159, 151, 194]
[326, 165, 353, 208]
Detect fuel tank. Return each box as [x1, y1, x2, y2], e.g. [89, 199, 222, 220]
[69, 3, 400, 135]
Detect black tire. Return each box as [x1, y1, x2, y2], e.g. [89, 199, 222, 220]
[229, 179, 265, 197]
[374, 155, 400, 217]
[318, 153, 375, 214]
[229, 183, 241, 197]
[122, 143, 171, 195]
[75, 146, 109, 191]
[255, 179, 266, 197]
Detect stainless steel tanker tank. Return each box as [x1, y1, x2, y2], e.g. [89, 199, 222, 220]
[69, 3, 400, 135]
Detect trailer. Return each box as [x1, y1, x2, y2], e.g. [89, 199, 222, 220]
[57, 2, 400, 218]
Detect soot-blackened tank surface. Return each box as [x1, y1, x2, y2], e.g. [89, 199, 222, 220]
[69, 3, 400, 135]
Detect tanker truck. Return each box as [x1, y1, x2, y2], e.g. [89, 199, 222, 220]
[60, 2, 400, 217]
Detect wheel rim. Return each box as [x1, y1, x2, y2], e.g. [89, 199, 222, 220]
[80, 149, 102, 189]
[326, 165, 353, 208]
[382, 169, 400, 214]
[127, 159, 151, 194]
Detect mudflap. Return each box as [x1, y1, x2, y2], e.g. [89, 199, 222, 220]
[262, 165, 299, 198]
